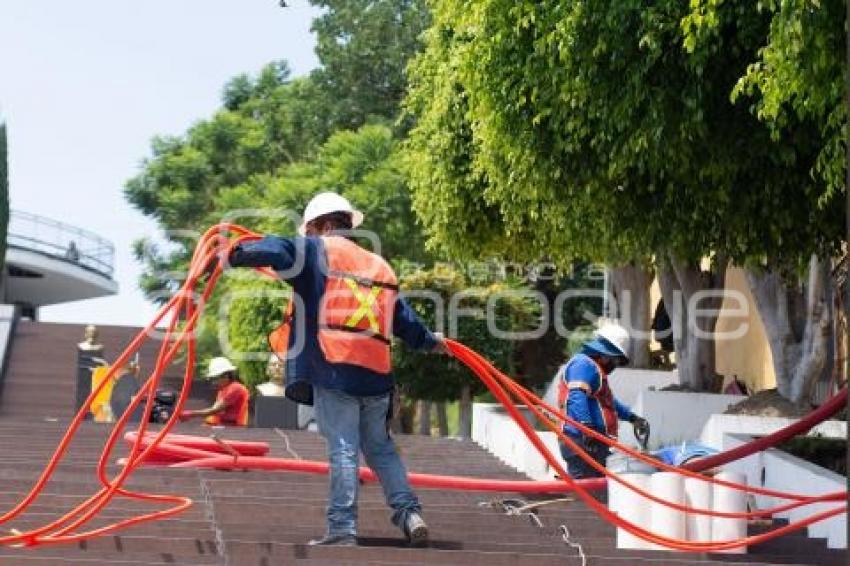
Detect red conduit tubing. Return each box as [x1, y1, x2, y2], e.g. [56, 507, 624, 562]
[34, 237, 248, 544]
[164, 311, 841, 549]
[477, 344, 846, 519]
[1, 223, 845, 549]
[477, 342, 847, 507]
[44, 241, 222, 538]
[484, 340, 847, 501]
[0, 318, 187, 544]
[55, 233, 266, 542]
[0, 230, 208, 544]
[44, 236, 247, 542]
[99, 232, 245, 482]
[685, 388, 848, 472]
[0, 274, 189, 542]
[34, 250, 210, 542]
[170, 455, 599, 492]
[162, 343, 844, 550]
[126, 432, 270, 456]
[447, 341, 847, 551]
[2, 228, 254, 545]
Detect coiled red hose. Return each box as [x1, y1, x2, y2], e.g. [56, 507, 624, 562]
[0, 223, 844, 552]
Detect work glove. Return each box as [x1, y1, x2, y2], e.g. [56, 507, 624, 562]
[431, 332, 452, 356]
[630, 415, 650, 444]
[201, 242, 239, 280]
[581, 431, 606, 458]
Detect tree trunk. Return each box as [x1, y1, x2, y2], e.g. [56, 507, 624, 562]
[458, 385, 472, 439]
[516, 268, 567, 388]
[417, 400, 432, 436]
[391, 390, 415, 434]
[657, 255, 728, 390]
[746, 256, 832, 405]
[436, 402, 449, 436]
[609, 264, 654, 368]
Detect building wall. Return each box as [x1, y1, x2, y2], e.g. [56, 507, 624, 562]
[648, 266, 775, 392]
[714, 267, 775, 391]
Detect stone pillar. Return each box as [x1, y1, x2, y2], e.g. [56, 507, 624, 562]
[254, 354, 299, 429]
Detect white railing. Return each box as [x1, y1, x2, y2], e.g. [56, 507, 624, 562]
[7, 210, 114, 278]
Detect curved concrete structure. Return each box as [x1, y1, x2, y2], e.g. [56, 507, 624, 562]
[3, 210, 117, 311]
[5, 246, 117, 306]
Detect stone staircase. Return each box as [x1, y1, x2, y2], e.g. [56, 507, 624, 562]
[0, 320, 210, 421]
[0, 421, 842, 565]
[0, 321, 843, 564]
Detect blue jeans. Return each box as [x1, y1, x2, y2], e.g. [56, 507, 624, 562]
[313, 385, 421, 536]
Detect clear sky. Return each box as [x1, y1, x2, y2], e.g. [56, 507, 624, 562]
[0, 0, 319, 326]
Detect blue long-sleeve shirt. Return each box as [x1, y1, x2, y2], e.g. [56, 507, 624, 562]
[229, 235, 437, 403]
[561, 352, 634, 454]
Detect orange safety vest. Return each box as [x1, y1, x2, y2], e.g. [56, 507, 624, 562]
[204, 381, 250, 426]
[557, 356, 619, 437]
[268, 236, 398, 374]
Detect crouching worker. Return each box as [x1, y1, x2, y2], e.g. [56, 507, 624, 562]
[179, 357, 250, 426]
[223, 192, 449, 547]
[557, 323, 649, 479]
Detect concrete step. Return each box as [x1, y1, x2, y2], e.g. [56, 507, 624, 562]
[223, 539, 812, 566]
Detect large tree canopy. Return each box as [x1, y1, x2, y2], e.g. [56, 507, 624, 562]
[407, 0, 840, 268]
[685, 0, 846, 204]
[309, 0, 431, 130]
[126, 62, 325, 239]
[682, 0, 846, 403]
[404, 0, 845, 395]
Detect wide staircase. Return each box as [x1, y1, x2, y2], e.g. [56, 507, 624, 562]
[0, 421, 842, 565]
[0, 320, 204, 421]
[0, 321, 843, 564]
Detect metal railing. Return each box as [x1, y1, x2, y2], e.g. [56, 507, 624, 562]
[7, 210, 115, 278]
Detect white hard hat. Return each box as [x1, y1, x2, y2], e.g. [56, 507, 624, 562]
[593, 322, 631, 362]
[298, 192, 364, 236]
[206, 356, 237, 378]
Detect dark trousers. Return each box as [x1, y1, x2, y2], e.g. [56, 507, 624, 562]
[560, 441, 610, 479]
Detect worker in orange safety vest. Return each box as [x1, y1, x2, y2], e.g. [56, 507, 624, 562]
[557, 322, 649, 478]
[179, 357, 250, 426]
[223, 192, 449, 547]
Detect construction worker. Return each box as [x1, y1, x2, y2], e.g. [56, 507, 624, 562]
[179, 357, 250, 426]
[557, 322, 649, 479]
[224, 192, 448, 547]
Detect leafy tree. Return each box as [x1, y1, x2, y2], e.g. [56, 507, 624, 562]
[259, 124, 430, 264]
[684, 0, 846, 203]
[404, 0, 843, 398]
[682, 0, 846, 404]
[126, 62, 332, 301]
[0, 121, 8, 276]
[394, 264, 542, 437]
[125, 62, 328, 385]
[216, 274, 288, 390]
[402, 14, 516, 263]
[309, 0, 431, 130]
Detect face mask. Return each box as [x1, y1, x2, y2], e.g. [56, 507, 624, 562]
[599, 357, 616, 374]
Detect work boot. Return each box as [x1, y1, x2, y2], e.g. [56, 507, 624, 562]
[307, 533, 357, 546]
[403, 512, 429, 547]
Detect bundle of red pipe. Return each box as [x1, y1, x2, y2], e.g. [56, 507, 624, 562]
[0, 223, 844, 552]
